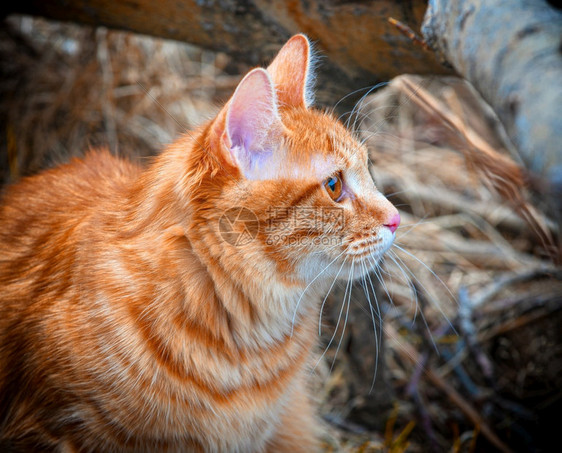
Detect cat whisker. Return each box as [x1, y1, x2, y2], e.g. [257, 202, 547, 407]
[388, 248, 456, 346]
[365, 258, 387, 327]
[354, 108, 405, 139]
[392, 244, 458, 309]
[290, 249, 347, 337]
[377, 255, 393, 279]
[328, 259, 355, 374]
[386, 250, 420, 321]
[366, 251, 448, 369]
[393, 216, 430, 239]
[350, 85, 392, 133]
[312, 259, 354, 374]
[338, 82, 388, 130]
[359, 260, 381, 393]
[383, 189, 410, 198]
[390, 252, 440, 351]
[357, 102, 405, 123]
[357, 127, 405, 149]
[367, 255, 394, 309]
[333, 84, 388, 121]
[357, 78, 432, 150]
[358, 114, 417, 143]
[353, 103, 401, 136]
[318, 257, 348, 336]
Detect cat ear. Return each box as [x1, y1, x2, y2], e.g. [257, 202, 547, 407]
[223, 67, 282, 178]
[267, 34, 315, 108]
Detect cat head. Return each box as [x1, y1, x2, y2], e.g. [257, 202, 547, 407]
[187, 35, 399, 286]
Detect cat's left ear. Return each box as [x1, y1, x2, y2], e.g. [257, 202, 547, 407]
[221, 67, 282, 179]
[267, 34, 315, 108]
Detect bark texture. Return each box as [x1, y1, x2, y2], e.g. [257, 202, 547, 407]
[422, 0, 562, 213]
[7, 0, 449, 105]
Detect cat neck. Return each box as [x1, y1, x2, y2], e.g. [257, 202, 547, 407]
[185, 220, 326, 349]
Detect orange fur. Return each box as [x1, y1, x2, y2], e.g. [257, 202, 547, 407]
[0, 35, 399, 452]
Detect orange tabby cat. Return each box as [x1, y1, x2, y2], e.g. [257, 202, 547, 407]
[0, 35, 399, 452]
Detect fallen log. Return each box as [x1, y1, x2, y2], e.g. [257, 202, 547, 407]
[422, 0, 562, 219]
[5, 0, 449, 104]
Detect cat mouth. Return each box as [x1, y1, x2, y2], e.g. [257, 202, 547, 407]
[345, 246, 384, 262]
[347, 236, 382, 253]
[344, 234, 394, 263]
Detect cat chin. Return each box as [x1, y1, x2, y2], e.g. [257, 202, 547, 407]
[294, 252, 384, 285]
[333, 237, 395, 281]
[337, 254, 385, 281]
[293, 233, 395, 284]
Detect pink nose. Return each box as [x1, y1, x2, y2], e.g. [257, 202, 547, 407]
[384, 213, 401, 234]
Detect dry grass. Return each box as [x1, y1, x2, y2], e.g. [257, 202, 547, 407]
[1, 15, 560, 453]
[0, 14, 241, 183]
[324, 75, 561, 452]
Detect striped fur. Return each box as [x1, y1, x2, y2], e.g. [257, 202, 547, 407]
[0, 35, 399, 452]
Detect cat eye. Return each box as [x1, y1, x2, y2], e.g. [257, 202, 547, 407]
[324, 172, 343, 202]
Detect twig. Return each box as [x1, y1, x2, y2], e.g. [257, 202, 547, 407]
[458, 287, 494, 383]
[440, 345, 482, 398]
[385, 323, 514, 453]
[480, 304, 560, 343]
[388, 18, 431, 51]
[470, 268, 562, 308]
[405, 352, 439, 450]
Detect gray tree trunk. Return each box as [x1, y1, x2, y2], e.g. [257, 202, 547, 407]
[422, 0, 562, 216]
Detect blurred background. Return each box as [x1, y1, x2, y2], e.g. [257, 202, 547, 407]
[1, 13, 560, 453]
